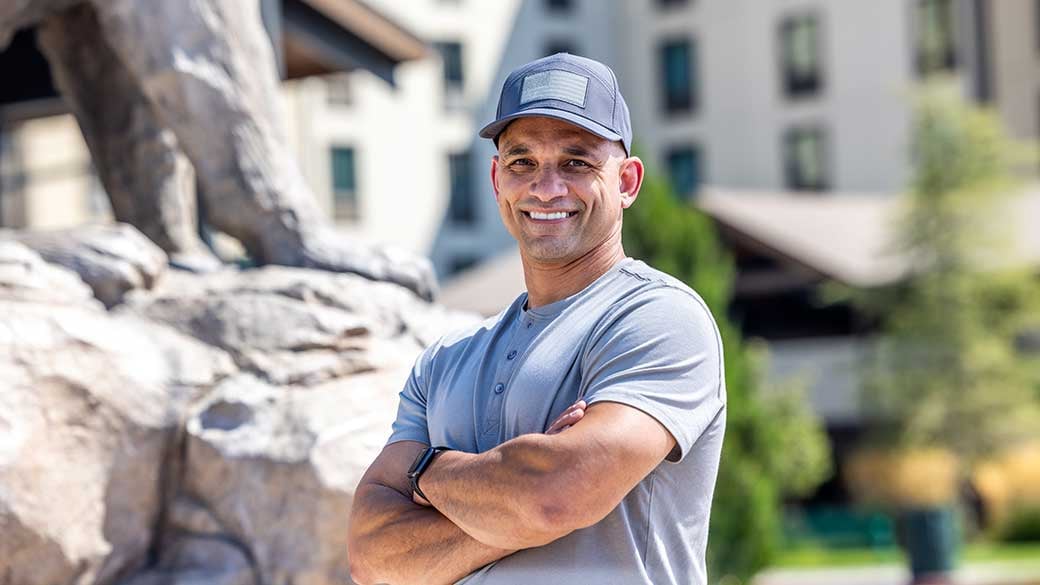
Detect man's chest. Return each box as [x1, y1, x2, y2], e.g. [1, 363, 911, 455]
[426, 315, 594, 452]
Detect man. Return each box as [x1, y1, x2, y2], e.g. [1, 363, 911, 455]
[348, 54, 726, 585]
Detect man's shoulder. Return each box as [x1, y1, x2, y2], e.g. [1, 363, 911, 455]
[586, 260, 723, 355]
[610, 259, 711, 314]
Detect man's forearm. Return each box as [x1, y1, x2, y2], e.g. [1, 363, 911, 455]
[349, 481, 512, 585]
[420, 433, 584, 549]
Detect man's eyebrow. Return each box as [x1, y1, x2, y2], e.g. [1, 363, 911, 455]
[502, 145, 531, 157]
[562, 145, 596, 157]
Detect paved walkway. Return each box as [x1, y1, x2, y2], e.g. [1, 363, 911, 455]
[754, 562, 1040, 585]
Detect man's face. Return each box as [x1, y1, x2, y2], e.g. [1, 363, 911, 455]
[491, 117, 641, 265]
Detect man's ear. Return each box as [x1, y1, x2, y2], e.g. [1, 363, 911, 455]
[490, 156, 501, 200]
[619, 156, 644, 209]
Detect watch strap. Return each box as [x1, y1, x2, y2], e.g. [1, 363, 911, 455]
[408, 446, 451, 503]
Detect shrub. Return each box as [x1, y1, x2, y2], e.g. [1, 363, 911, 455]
[623, 169, 832, 582]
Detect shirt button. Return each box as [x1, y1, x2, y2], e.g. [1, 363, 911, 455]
[507, 350, 517, 360]
[494, 383, 505, 394]
[526, 322, 533, 329]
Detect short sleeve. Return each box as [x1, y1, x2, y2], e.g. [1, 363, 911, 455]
[386, 346, 434, 447]
[580, 286, 725, 462]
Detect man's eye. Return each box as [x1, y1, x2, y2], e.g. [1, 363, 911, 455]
[565, 159, 590, 168]
[509, 159, 535, 168]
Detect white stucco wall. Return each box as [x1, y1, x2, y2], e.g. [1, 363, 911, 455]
[621, 0, 921, 193]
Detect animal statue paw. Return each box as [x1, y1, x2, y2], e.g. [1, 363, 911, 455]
[168, 247, 224, 274]
[292, 228, 438, 302]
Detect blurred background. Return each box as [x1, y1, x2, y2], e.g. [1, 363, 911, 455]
[2, 1, 1039, 584]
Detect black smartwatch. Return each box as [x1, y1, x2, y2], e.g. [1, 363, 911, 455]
[407, 446, 452, 503]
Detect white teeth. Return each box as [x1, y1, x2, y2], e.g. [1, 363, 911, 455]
[529, 211, 570, 220]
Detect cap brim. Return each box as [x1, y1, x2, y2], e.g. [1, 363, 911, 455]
[478, 108, 624, 146]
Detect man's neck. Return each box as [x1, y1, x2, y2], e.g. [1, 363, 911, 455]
[522, 244, 627, 309]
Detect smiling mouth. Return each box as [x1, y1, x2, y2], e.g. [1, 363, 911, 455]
[523, 211, 579, 221]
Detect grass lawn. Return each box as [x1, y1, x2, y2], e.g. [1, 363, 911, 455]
[773, 542, 1040, 569]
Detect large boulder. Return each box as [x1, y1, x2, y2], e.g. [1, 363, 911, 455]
[0, 301, 235, 585]
[3, 223, 168, 308]
[0, 240, 100, 307]
[120, 266, 463, 386]
[1, 231, 479, 585]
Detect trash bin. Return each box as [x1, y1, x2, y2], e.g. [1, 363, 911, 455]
[900, 506, 958, 584]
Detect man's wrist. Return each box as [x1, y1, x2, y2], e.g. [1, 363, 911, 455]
[407, 446, 452, 504]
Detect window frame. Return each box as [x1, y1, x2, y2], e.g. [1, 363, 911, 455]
[665, 144, 704, 200]
[779, 12, 824, 99]
[544, 0, 575, 13]
[434, 41, 466, 110]
[330, 145, 360, 221]
[915, 0, 958, 76]
[447, 150, 476, 225]
[1036, 0, 1040, 54]
[658, 37, 698, 115]
[325, 73, 353, 107]
[449, 254, 480, 275]
[782, 126, 829, 192]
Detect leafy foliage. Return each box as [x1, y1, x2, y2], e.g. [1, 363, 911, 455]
[623, 170, 832, 582]
[857, 83, 1040, 465]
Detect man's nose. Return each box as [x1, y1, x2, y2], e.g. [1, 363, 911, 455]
[530, 168, 568, 201]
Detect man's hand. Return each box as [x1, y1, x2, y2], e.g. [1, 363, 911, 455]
[348, 441, 513, 585]
[417, 401, 676, 549]
[545, 399, 587, 435]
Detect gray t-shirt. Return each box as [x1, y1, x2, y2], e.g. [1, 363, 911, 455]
[387, 258, 727, 585]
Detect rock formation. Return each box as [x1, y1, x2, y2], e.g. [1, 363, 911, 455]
[0, 224, 477, 584]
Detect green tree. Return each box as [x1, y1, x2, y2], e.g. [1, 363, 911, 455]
[859, 83, 1040, 465]
[623, 171, 832, 583]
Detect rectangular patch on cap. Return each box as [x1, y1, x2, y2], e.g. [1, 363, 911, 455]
[520, 69, 588, 107]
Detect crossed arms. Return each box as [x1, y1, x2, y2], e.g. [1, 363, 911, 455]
[347, 400, 677, 585]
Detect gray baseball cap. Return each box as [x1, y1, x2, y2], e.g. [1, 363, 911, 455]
[479, 53, 633, 154]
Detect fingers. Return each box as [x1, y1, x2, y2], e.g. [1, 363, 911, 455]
[545, 400, 587, 435]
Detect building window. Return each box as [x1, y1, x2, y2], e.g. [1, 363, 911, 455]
[1036, 0, 1040, 53]
[544, 40, 577, 57]
[916, 0, 957, 75]
[665, 146, 702, 200]
[659, 38, 697, 114]
[0, 130, 9, 225]
[545, 0, 574, 13]
[1031, 93, 1040, 170]
[330, 146, 359, 220]
[783, 127, 828, 192]
[449, 254, 480, 275]
[447, 151, 475, 225]
[0, 127, 26, 227]
[780, 14, 822, 98]
[434, 41, 465, 109]
[325, 73, 352, 107]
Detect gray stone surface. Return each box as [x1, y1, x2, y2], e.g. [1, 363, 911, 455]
[0, 240, 100, 307]
[0, 238, 478, 585]
[6, 223, 168, 308]
[0, 302, 209, 585]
